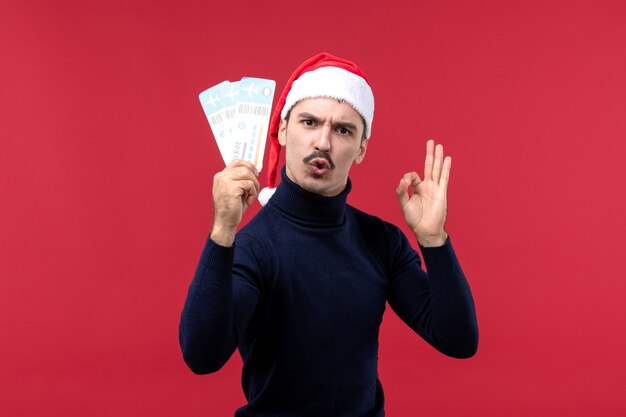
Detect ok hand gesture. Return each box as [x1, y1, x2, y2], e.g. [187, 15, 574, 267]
[395, 140, 451, 247]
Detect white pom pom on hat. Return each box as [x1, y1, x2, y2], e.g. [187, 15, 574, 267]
[257, 186, 276, 206]
[259, 52, 375, 206]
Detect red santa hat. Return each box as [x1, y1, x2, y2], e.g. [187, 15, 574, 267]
[258, 52, 375, 205]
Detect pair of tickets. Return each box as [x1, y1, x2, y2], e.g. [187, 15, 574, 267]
[199, 77, 276, 172]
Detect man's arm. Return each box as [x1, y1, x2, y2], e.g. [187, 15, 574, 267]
[387, 234, 478, 358]
[179, 160, 261, 374]
[390, 140, 478, 357]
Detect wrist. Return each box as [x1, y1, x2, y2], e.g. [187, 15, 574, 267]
[210, 223, 237, 247]
[416, 231, 448, 248]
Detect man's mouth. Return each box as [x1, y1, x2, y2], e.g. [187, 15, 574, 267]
[303, 151, 335, 176]
[309, 158, 331, 175]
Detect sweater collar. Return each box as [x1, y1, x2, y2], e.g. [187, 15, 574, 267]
[268, 167, 351, 226]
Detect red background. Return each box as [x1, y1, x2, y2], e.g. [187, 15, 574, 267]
[2, 0, 625, 415]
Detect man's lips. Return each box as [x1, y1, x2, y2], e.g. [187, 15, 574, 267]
[310, 158, 330, 169]
[308, 158, 330, 175]
[303, 151, 335, 172]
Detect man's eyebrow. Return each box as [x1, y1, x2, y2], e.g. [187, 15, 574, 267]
[296, 112, 320, 121]
[334, 121, 358, 131]
[296, 112, 359, 130]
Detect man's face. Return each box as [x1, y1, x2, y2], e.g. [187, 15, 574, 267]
[278, 98, 368, 197]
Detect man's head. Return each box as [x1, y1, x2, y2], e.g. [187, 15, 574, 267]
[278, 97, 368, 197]
[258, 52, 375, 204]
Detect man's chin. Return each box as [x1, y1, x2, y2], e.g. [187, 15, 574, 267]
[301, 176, 345, 197]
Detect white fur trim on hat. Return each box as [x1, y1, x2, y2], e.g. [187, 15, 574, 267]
[280, 66, 374, 139]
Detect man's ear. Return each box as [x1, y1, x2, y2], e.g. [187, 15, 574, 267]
[278, 119, 287, 146]
[354, 139, 368, 165]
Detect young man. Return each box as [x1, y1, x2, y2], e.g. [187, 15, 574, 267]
[180, 52, 478, 416]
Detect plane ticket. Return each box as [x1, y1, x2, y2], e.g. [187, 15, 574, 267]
[199, 77, 276, 172]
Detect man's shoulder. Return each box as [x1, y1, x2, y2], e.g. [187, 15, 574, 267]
[230, 208, 277, 268]
[346, 204, 398, 229]
[345, 204, 406, 241]
[239, 205, 275, 229]
[345, 205, 419, 269]
[235, 205, 287, 251]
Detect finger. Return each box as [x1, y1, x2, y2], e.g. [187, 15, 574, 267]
[403, 171, 422, 194]
[230, 165, 260, 182]
[395, 178, 410, 207]
[238, 179, 259, 199]
[424, 140, 435, 180]
[432, 144, 444, 184]
[440, 156, 452, 191]
[246, 175, 261, 196]
[244, 187, 259, 207]
[246, 194, 257, 207]
[227, 159, 259, 177]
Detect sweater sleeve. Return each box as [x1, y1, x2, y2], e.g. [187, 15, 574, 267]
[387, 232, 479, 358]
[179, 235, 262, 374]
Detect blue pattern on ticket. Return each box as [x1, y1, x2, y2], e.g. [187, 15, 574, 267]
[199, 77, 276, 171]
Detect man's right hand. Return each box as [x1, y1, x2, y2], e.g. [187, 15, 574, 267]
[210, 160, 260, 247]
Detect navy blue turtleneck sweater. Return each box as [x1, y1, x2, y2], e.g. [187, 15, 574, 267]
[179, 169, 478, 416]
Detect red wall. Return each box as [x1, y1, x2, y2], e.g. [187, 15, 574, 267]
[2, 1, 625, 415]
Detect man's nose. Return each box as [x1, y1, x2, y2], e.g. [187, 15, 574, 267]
[314, 125, 331, 152]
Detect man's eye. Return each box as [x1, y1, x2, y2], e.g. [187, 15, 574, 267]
[338, 127, 350, 135]
[303, 120, 314, 126]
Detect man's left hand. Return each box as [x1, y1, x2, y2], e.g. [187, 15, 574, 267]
[395, 140, 450, 247]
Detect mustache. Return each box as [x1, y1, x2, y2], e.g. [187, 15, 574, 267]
[303, 151, 335, 169]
